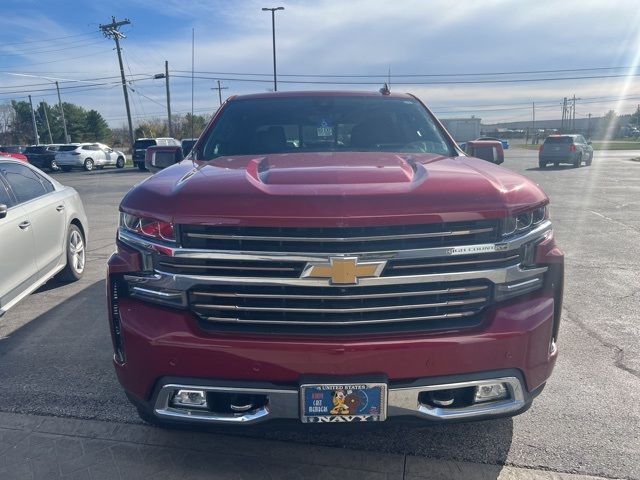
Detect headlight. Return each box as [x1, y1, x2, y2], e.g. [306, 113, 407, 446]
[119, 212, 176, 242]
[502, 205, 548, 237]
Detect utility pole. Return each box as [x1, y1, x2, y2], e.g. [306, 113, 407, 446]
[28, 95, 39, 145]
[587, 113, 592, 139]
[191, 28, 194, 139]
[100, 17, 134, 153]
[153, 61, 173, 137]
[262, 7, 285, 91]
[571, 94, 576, 131]
[532, 102, 535, 144]
[41, 102, 53, 144]
[211, 80, 228, 107]
[55, 81, 69, 143]
[165, 60, 172, 138]
[561, 97, 567, 132]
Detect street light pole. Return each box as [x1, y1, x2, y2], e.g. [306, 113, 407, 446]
[262, 6, 284, 92]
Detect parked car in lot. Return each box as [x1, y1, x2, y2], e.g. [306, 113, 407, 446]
[23, 145, 60, 172]
[539, 134, 593, 168]
[0, 150, 28, 162]
[56, 143, 126, 171]
[477, 137, 510, 149]
[144, 145, 183, 173]
[464, 140, 504, 164]
[108, 90, 563, 427]
[132, 137, 180, 171]
[180, 138, 198, 157]
[0, 157, 88, 316]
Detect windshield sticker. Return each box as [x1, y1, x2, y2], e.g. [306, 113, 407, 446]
[317, 119, 333, 137]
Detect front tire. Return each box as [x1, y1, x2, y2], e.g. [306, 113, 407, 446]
[116, 157, 125, 168]
[137, 162, 147, 172]
[50, 160, 60, 172]
[586, 153, 593, 166]
[538, 160, 546, 169]
[57, 224, 85, 282]
[84, 158, 94, 171]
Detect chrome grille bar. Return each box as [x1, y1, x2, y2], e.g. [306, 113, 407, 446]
[185, 227, 494, 243]
[157, 262, 297, 272]
[192, 296, 486, 313]
[201, 310, 477, 326]
[191, 285, 488, 300]
[389, 254, 521, 270]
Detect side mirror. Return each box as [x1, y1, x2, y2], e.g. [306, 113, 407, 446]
[0, 204, 7, 219]
[587, 141, 592, 145]
[145, 146, 184, 173]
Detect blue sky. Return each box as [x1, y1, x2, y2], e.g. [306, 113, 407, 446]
[1, 0, 640, 127]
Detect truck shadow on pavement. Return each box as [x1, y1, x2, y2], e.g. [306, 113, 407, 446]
[0, 280, 513, 477]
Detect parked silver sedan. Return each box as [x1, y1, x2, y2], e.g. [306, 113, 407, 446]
[0, 158, 89, 316]
[56, 143, 126, 171]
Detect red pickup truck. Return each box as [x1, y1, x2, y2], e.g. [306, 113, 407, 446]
[107, 91, 563, 426]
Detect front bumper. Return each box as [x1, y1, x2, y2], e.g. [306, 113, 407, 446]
[129, 370, 539, 425]
[109, 286, 558, 424]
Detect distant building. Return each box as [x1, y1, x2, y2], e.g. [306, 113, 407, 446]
[440, 117, 481, 142]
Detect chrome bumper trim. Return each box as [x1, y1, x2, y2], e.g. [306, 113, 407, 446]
[153, 376, 526, 424]
[147, 263, 547, 288]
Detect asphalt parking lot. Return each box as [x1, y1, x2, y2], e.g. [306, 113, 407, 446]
[1, 150, 639, 479]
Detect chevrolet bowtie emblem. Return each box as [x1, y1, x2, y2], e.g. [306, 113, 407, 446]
[302, 257, 386, 285]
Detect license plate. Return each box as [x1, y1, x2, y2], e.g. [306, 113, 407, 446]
[300, 383, 387, 423]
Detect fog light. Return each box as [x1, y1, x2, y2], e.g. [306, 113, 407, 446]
[171, 389, 208, 409]
[474, 383, 508, 403]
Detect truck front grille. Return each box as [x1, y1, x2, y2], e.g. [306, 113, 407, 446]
[166, 220, 510, 333]
[180, 220, 500, 254]
[189, 280, 490, 333]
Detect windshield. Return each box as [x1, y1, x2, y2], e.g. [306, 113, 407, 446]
[134, 140, 157, 149]
[199, 96, 453, 159]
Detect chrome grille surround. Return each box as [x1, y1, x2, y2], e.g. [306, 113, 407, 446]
[118, 220, 552, 333]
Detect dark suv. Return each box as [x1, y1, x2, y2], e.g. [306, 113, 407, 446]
[539, 135, 593, 168]
[23, 145, 60, 172]
[132, 138, 180, 171]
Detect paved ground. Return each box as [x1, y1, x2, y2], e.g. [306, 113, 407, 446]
[0, 151, 639, 479]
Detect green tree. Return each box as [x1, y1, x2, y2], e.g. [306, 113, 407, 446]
[10, 100, 36, 144]
[85, 110, 110, 142]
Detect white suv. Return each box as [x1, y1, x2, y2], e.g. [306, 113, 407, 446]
[56, 143, 126, 172]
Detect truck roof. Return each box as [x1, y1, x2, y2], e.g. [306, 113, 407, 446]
[230, 90, 415, 101]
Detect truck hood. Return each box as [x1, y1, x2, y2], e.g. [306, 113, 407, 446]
[121, 152, 547, 226]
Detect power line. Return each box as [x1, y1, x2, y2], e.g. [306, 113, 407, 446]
[1, 31, 99, 47]
[170, 72, 640, 86]
[0, 50, 114, 70]
[0, 40, 106, 57]
[170, 65, 638, 79]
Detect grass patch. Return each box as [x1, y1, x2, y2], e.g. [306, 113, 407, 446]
[518, 141, 640, 151]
